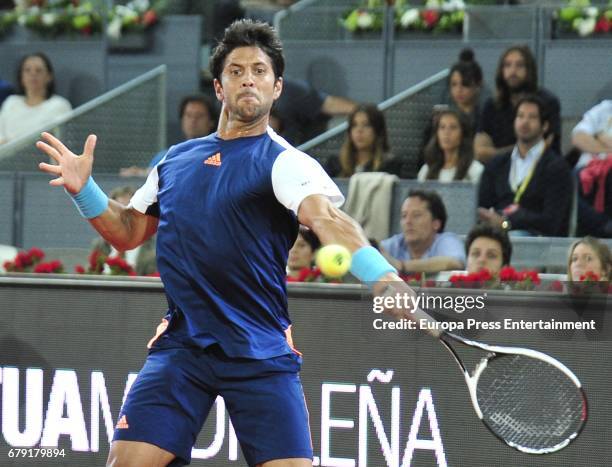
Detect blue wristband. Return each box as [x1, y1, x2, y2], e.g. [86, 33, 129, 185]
[69, 177, 109, 219]
[350, 246, 397, 285]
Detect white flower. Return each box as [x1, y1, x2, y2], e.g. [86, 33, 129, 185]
[426, 0, 442, 8]
[442, 0, 465, 12]
[41, 13, 56, 27]
[400, 8, 420, 28]
[107, 17, 123, 40]
[576, 17, 596, 36]
[585, 7, 599, 18]
[132, 0, 150, 12]
[356, 11, 374, 29]
[17, 15, 26, 26]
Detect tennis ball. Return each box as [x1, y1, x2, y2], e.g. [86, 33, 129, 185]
[316, 244, 352, 278]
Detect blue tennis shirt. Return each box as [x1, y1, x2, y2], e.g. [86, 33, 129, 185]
[131, 127, 343, 359]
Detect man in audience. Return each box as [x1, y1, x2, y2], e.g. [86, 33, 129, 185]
[465, 223, 512, 275]
[380, 189, 465, 274]
[478, 95, 572, 236]
[474, 45, 561, 162]
[120, 94, 217, 176]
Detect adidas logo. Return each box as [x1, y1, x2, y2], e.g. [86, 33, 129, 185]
[116, 415, 129, 429]
[204, 152, 222, 167]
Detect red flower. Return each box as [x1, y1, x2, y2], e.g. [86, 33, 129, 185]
[28, 247, 45, 261]
[595, 17, 611, 33]
[106, 256, 136, 276]
[421, 9, 440, 28]
[89, 249, 106, 273]
[143, 10, 158, 27]
[33, 260, 63, 274]
[75, 265, 86, 274]
[579, 271, 600, 282]
[499, 266, 518, 281]
[550, 280, 564, 292]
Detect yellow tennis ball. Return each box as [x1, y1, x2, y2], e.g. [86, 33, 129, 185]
[316, 244, 352, 278]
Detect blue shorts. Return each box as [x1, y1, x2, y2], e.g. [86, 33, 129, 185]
[113, 344, 312, 466]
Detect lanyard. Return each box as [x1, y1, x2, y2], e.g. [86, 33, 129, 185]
[511, 145, 545, 204]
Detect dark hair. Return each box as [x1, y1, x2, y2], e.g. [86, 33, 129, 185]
[514, 93, 549, 126]
[407, 189, 447, 232]
[209, 19, 284, 82]
[494, 45, 538, 106]
[339, 104, 390, 177]
[423, 109, 474, 181]
[17, 52, 55, 99]
[298, 226, 321, 252]
[179, 94, 218, 121]
[448, 48, 483, 88]
[465, 223, 512, 266]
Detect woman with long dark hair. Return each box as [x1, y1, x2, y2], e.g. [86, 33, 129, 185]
[418, 109, 482, 183]
[327, 104, 397, 177]
[0, 52, 72, 144]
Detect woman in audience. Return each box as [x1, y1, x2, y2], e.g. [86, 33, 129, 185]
[420, 49, 484, 156]
[287, 227, 321, 281]
[418, 109, 483, 183]
[326, 104, 399, 177]
[465, 223, 512, 276]
[0, 52, 72, 145]
[567, 236, 612, 282]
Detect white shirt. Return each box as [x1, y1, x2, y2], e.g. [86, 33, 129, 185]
[0, 94, 72, 144]
[572, 100, 612, 169]
[417, 159, 484, 184]
[509, 139, 545, 192]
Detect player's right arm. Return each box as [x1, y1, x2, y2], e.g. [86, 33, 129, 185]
[36, 132, 158, 251]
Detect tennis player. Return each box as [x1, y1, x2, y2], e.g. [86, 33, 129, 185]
[36, 19, 404, 467]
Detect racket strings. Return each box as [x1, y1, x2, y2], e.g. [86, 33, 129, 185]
[475, 354, 585, 452]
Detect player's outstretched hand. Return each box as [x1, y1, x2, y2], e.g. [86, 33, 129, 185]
[36, 132, 97, 195]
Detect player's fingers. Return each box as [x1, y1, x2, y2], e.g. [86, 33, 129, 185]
[38, 162, 62, 175]
[49, 176, 65, 187]
[82, 134, 97, 158]
[41, 132, 70, 155]
[36, 140, 63, 163]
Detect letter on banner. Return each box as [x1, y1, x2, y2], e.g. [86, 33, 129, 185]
[321, 383, 356, 467]
[2, 367, 43, 447]
[192, 396, 225, 459]
[359, 385, 400, 467]
[41, 370, 89, 451]
[401, 388, 447, 467]
[90, 371, 115, 452]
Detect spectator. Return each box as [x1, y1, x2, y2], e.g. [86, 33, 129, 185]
[418, 109, 483, 183]
[421, 48, 484, 151]
[474, 45, 561, 162]
[120, 95, 218, 176]
[572, 100, 612, 170]
[286, 227, 321, 281]
[90, 186, 157, 276]
[567, 236, 611, 282]
[380, 189, 465, 274]
[478, 95, 572, 237]
[326, 104, 400, 177]
[0, 53, 72, 145]
[274, 78, 356, 146]
[465, 223, 512, 275]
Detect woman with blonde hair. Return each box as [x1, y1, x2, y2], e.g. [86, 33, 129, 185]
[567, 236, 612, 282]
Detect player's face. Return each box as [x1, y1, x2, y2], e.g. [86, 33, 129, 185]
[570, 243, 606, 281]
[400, 197, 441, 247]
[437, 114, 462, 153]
[181, 102, 214, 140]
[449, 71, 478, 108]
[502, 50, 527, 90]
[288, 235, 314, 271]
[467, 237, 504, 275]
[214, 46, 282, 123]
[350, 111, 376, 152]
[514, 102, 545, 146]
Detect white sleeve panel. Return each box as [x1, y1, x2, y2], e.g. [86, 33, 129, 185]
[129, 161, 161, 214]
[271, 149, 345, 216]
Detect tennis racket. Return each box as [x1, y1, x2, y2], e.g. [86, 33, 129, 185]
[400, 297, 588, 454]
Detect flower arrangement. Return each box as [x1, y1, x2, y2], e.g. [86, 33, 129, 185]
[106, 0, 165, 40]
[75, 249, 136, 276]
[341, 0, 465, 34]
[555, 0, 612, 37]
[448, 266, 541, 290]
[3, 247, 64, 274]
[286, 267, 343, 283]
[13, 0, 103, 37]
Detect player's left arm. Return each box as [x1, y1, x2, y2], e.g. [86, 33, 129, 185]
[298, 194, 408, 301]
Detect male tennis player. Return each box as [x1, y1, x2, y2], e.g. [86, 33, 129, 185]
[36, 19, 405, 467]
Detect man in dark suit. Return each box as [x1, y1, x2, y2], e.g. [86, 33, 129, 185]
[477, 94, 572, 236]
